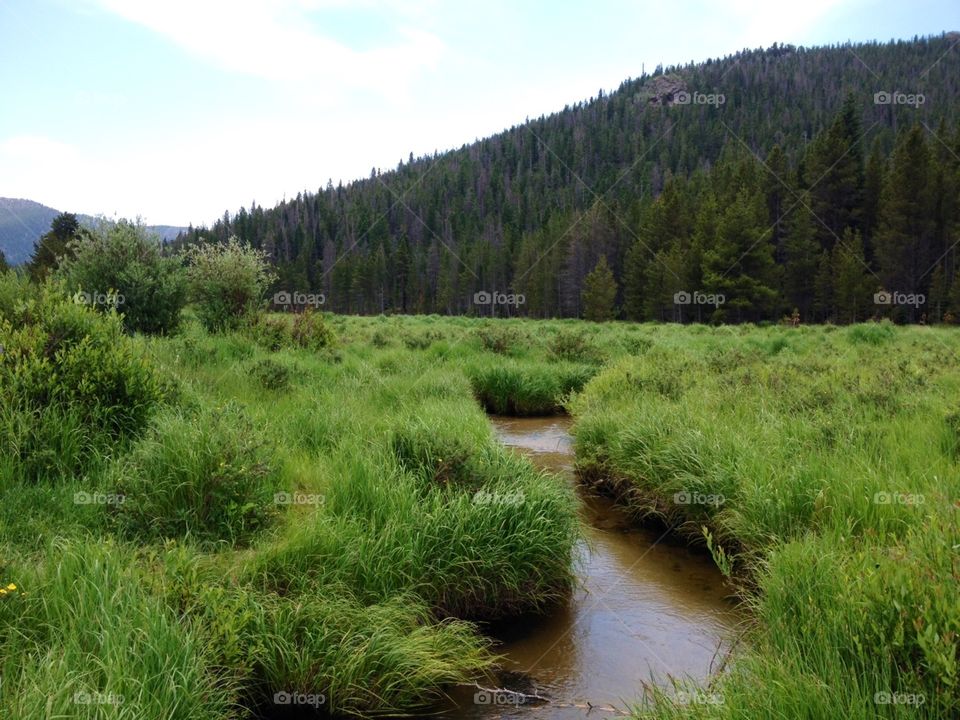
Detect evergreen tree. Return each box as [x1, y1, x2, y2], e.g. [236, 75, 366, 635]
[28, 212, 83, 282]
[581, 255, 618, 321]
[874, 124, 934, 320]
[702, 189, 778, 322]
[832, 228, 872, 323]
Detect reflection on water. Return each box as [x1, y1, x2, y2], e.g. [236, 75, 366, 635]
[439, 416, 740, 719]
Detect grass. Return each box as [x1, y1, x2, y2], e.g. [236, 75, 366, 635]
[1, 303, 957, 718]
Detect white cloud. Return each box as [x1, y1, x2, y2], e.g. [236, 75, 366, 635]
[95, 0, 445, 101]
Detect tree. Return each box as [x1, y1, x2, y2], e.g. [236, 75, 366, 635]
[581, 255, 617, 321]
[28, 212, 83, 282]
[874, 124, 934, 320]
[702, 189, 778, 322]
[183, 237, 276, 331]
[832, 228, 872, 323]
[56, 220, 187, 335]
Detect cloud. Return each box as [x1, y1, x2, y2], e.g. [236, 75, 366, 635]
[95, 0, 445, 100]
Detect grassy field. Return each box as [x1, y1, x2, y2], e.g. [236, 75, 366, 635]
[1, 294, 958, 717]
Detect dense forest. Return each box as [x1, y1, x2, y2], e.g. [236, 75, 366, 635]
[175, 34, 960, 323]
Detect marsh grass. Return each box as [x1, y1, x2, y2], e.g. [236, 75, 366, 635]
[2, 309, 957, 718]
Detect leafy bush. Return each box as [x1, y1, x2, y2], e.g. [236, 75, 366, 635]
[243, 313, 289, 351]
[549, 329, 600, 362]
[0, 270, 33, 322]
[110, 403, 279, 545]
[290, 309, 335, 350]
[183, 237, 275, 332]
[0, 286, 165, 481]
[474, 324, 524, 354]
[249, 357, 292, 391]
[55, 220, 186, 335]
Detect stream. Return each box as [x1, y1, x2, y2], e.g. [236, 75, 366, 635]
[438, 415, 740, 718]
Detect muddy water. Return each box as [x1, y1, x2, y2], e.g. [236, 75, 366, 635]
[441, 416, 740, 719]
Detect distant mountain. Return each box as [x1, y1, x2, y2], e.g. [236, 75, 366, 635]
[0, 197, 186, 265]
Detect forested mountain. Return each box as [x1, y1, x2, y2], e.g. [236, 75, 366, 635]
[177, 33, 960, 322]
[0, 198, 185, 266]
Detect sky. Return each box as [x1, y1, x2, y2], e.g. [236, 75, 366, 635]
[1, 0, 959, 228]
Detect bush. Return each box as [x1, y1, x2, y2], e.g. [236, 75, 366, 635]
[0, 286, 165, 481]
[110, 403, 279, 545]
[550, 329, 600, 362]
[183, 237, 275, 332]
[55, 220, 186, 335]
[0, 270, 33, 322]
[243, 313, 289, 351]
[474, 324, 523, 354]
[290, 309, 335, 350]
[248, 357, 292, 391]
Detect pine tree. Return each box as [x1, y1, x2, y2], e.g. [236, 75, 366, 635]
[832, 228, 872, 323]
[581, 255, 618, 321]
[28, 212, 83, 282]
[781, 199, 819, 320]
[702, 189, 778, 322]
[874, 124, 934, 320]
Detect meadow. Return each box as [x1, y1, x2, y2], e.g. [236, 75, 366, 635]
[1, 277, 958, 718]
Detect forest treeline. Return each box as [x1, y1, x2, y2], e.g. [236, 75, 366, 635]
[174, 34, 960, 323]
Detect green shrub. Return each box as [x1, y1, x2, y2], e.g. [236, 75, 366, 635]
[474, 324, 524, 355]
[110, 403, 279, 545]
[290, 309, 335, 350]
[183, 237, 275, 332]
[0, 287, 164, 481]
[249, 357, 292, 391]
[56, 220, 186, 335]
[550, 329, 600, 362]
[0, 270, 33, 322]
[243, 313, 289, 351]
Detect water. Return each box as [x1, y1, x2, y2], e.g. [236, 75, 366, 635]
[439, 416, 740, 718]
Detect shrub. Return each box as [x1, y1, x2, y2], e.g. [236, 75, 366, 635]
[290, 309, 335, 350]
[0, 286, 164, 481]
[0, 270, 33, 322]
[183, 237, 275, 332]
[549, 329, 600, 362]
[474, 324, 523, 354]
[248, 357, 292, 391]
[243, 313, 289, 351]
[110, 403, 279, 545]
[55, 220, 186, 335]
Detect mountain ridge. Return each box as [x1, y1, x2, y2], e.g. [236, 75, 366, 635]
[0, 197, 186, 265]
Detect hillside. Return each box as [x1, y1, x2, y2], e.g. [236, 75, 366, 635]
[183, 34, 960, 322]
[0, 198, 185, 265]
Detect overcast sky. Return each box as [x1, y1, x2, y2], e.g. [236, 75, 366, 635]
[1, 0, 958, 227]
